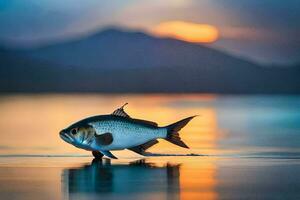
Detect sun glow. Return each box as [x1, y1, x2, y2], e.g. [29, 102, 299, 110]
[152, 21, 219, 43]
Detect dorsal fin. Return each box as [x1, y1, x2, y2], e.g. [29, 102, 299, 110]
[112, 103, 130, 118]
[112, 103, 157, 126]
[131, 119, 158, 127]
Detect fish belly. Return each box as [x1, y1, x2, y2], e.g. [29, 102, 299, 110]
[92, 120, 166, 150]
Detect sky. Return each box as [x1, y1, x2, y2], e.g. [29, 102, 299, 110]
[0, 0, 299, 64]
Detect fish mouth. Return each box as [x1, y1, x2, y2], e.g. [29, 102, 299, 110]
[59, 130, 73, 144]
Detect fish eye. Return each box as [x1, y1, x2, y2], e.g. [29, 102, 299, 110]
[71, 128, 77, 135]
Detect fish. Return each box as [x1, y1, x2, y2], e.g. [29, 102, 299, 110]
[59, 103, 196, 159]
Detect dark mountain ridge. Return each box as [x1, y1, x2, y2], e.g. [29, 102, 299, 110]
[23, 28, 260, 70]
[0, 28, 299, 93]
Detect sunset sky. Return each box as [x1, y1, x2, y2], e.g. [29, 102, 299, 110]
[0, 0, 299, 64]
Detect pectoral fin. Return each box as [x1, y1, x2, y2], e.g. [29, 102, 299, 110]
[128, 139, 159, 155]
[95, 132, 113, 146]
[100, 150, 118, 159]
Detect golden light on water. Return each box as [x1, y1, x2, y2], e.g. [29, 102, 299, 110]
[0, 95, 297, 200]
[180, 159, 217, 200]
[0, 94, 220, 156]
[0, 94, 222, 199]
[152, 21, 219, 43]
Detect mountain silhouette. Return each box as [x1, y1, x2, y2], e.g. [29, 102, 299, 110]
[0, 28, 299, 93]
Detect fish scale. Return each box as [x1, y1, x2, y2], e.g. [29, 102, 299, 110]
[90, 119, 166, 150]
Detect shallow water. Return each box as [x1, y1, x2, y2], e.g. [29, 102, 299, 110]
[0, 94, 299, 199]
[0, 157, 299, 200]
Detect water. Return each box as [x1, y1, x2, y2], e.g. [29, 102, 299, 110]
[0, 94, 299, 199]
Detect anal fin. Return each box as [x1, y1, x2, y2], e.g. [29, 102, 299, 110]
[128, 139, 159, 155]
[100, 150, 118, 159]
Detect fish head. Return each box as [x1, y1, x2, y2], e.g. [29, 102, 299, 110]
[59, 124, 96, 150]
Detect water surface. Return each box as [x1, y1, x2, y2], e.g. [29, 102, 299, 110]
[0, 94, 299, 199]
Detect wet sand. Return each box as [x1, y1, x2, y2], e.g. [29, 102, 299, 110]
[0, 156, 299, 200]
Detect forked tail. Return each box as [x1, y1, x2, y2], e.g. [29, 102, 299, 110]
[165, 116, 197, 149]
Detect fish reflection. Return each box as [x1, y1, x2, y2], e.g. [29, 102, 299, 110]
[62, 159, 180, 200]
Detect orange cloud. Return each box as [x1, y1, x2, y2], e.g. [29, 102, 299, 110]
[152, 21, 219, 43]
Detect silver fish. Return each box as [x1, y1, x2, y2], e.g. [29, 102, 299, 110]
[59, 103, 196, 159]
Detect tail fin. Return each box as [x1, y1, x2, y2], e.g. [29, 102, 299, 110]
[165, 116, 197, 149]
